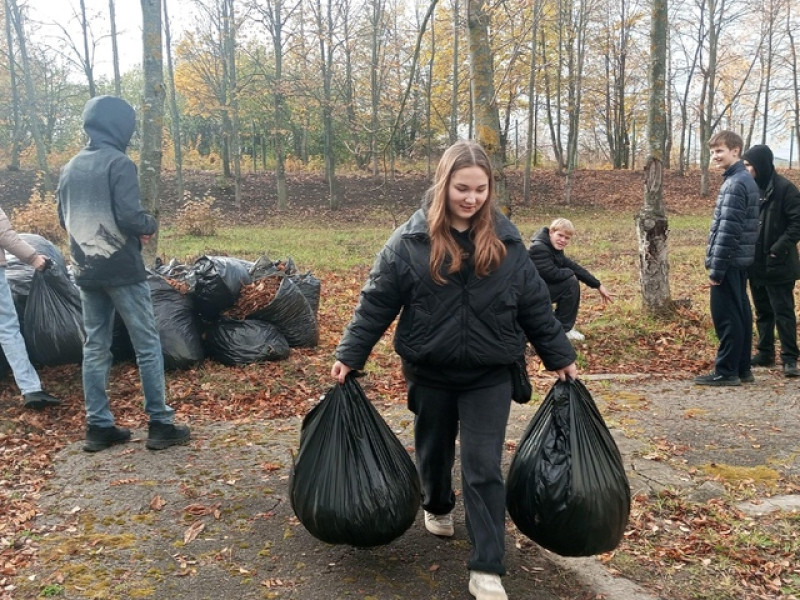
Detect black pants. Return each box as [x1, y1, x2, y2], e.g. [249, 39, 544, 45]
[407, 379, 512, 575]
[547, 276, 580, 331]
[750, 280, 799, 364]
[710, 268, 752, 377]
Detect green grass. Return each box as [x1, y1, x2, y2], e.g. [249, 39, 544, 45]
[159, 225, 391, 271]
[159, 207, 710, 283]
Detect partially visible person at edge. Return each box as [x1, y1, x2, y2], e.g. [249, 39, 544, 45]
[741, 144, 800, 378]
[0, 207, 62, 410]
[57, 95, 190, 452]
[331, 140, 577, 600]
[694, 130, 760, 386]
[528, 217, 614, 342]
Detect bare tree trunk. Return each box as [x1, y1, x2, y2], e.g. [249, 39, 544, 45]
[788, 1, 800, 159]
[109, 0, 122, 95]
[163, 0, 183, 202]
[636, 0, 673, 315]
[3, 0, 22, 171]
[760, 0, 776, 144]
[467, 0, 507, 211]
[315, 0, 338, 207]
[222, 0, 242, 210]
[523, 0, 543, 204]
[369, 0, 385, 177]
[140, 0, 165, 264]
[698, 0, 721, 197]
[426, 17, 435, 177]
[255, 0, 290, 208]
[79, 0, 97, 97]
[7, 0, 51, 191]
[450, 0, 459, 144]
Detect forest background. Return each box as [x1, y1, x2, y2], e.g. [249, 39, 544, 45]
[3, 0, 800, 206]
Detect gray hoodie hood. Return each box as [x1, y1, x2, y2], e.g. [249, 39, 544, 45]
[83, 95, 136, 151]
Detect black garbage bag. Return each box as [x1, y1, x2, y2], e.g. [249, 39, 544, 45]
[290, 271, 321, 316]
[149, 273, 205, 370]
[189, 256, 253, 320]
[249, 255, 297, 280]
[205, 317, 290, 365]
[506, 378, 630, 557]
[5, 234, 68, 321]
[290, 375, 421, 547]
[22, 263, 84, 366]
[246, 276, 318, 347]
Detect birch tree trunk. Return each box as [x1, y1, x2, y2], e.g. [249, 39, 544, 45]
[140, 0, 165, 263]
[636, 0, 673, 315]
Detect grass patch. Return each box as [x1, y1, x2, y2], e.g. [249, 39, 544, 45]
[700, 463, 780, 484]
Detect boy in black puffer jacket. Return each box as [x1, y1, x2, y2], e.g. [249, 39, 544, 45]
[694, 130, 760, 386]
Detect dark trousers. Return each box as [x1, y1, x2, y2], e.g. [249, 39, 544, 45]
[407, 379, 512, 575]
[710, 268, 752, 377]
[750, 280, 799, 364]
[547, 276, 580, 331]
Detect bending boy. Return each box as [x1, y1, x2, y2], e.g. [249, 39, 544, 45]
[528, 218, 613, 341]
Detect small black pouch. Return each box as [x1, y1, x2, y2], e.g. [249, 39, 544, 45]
[510, 356, 533, 403]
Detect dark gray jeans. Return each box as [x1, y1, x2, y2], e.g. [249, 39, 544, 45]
[407, 379, 512, 575]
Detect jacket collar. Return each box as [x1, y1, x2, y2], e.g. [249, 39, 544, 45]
[403, 208, 521, 242]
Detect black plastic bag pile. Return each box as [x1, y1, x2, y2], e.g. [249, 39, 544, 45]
[506, 378, 630, 557]
[142, 253, 321, 367]
[290, 375, 421, 547]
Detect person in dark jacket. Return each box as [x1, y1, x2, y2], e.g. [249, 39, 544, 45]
[694, 130, 760, 386]
[0, 207, 61, 410]
[741, 144, 800, 378]
[332, 140, 577, 600]
[528, 218, 614, 341]
[57, 95, 190, 452]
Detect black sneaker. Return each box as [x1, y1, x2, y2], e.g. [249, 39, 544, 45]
[146, 422, 191, 450]
[739, 370, 755, 383]
[784, 362, 800, 378]
[23, 391, 62, 411]
[750, 353, 776, 367]
[693, 372, 741, 386]
[84, 425, 132, 452]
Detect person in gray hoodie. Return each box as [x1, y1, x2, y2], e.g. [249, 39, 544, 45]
[57, 95, 190, 452]
[0, 207, 61, 410]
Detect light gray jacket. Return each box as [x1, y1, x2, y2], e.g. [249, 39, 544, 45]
[0, 207, 37, 268]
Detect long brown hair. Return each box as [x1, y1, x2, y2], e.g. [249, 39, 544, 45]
[426, 140, 507, 284]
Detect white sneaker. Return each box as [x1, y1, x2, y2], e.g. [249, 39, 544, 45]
[469, 571, 508, 600]
[566, 328, 585, 341]
[423, 510, 454, 537]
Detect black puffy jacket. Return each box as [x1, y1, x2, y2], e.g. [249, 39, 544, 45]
[335, 208, 576, 373]
[747, 172, 800, 285]
[704, 161, 760, 282]
[528, 227, 601, 289]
